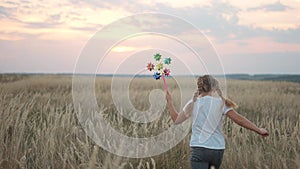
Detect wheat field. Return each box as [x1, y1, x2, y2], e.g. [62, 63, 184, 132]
[0, 74, 299, 169]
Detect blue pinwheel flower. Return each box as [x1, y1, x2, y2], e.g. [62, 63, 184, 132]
[153, 72, 161, 80]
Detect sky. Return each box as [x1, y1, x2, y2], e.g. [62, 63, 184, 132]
[0, 0, 300, 74]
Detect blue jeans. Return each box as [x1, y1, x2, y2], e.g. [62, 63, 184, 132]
[190, 147, 224, 169]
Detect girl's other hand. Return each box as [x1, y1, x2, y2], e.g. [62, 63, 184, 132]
[258, 128, 269, 137]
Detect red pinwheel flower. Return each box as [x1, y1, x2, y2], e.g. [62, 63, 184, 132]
[147, 62, 155, 71]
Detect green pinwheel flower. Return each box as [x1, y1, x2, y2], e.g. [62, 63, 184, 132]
[154, 53, 162, 61]
[164, 57, 171, 65]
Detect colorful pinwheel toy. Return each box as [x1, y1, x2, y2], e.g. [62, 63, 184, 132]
[146, 53, 172, 92]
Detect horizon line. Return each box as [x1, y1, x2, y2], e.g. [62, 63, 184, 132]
[1, 72, 300, 76]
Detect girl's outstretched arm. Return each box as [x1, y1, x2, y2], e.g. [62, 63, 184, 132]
[166, 91, 190, 124]
[226, 109, 269, 137]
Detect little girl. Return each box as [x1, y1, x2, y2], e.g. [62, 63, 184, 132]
[166, 75, 269, 169]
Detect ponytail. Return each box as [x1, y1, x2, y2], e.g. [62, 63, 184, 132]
[216, 88, 238, 109]
[193, 77, 204, 102]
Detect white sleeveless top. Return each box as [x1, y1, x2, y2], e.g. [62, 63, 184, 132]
[183, 96, 233, 149]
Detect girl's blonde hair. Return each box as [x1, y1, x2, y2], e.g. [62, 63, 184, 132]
[193, 75, 238, 109]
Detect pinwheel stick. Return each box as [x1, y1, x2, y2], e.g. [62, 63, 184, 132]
[162, 73, 168, 92]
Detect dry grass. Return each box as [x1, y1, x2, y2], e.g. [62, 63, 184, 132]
[0, 75, 299, 169]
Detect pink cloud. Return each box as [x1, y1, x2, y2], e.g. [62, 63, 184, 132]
[214, 37, 300, 56]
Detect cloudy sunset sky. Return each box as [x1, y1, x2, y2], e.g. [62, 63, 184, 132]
[0, 0, 300, 74]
